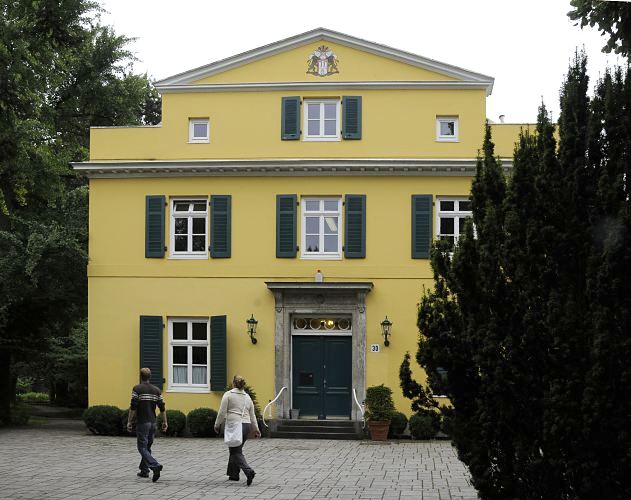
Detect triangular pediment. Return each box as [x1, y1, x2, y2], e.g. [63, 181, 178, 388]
[156, 28, 494, 93]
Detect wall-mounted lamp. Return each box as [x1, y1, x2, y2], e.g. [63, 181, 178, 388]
[246, 314, 258, 344]
[381, 316, 392, 347]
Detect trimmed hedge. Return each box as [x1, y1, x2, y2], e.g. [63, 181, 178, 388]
[83, 405, 122, 435]
[365, 384, 396, 421]
[409, 411, 440, 440]
[187, 408, 218, 437]
[388, 411, 408, 438]
[18, 392, 49, 404]
[9, 403, 32, 425]
[158, 409, 186, 437]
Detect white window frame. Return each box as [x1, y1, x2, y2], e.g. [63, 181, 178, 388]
[169, 198, 208, 260]
[436, 197, 472, 245]
[167, 317, 210, 393]
[303, 99, 341, 142]
[188, 119, 210, 143]
[436, 116, 459, 142]
[300, 197, 343, 260]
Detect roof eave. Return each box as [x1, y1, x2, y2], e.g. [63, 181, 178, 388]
[155, 28, 494, 88]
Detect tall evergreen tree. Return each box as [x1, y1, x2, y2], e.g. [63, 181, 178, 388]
[0, 0, 161, 423]
[403, 53, 631, 498]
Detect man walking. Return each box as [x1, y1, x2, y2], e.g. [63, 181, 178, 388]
[127, 368, 167, 482]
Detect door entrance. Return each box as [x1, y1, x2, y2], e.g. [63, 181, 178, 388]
[292, 335, 352, 419]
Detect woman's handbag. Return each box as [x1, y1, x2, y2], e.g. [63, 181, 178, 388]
[224, 396, 247, 447]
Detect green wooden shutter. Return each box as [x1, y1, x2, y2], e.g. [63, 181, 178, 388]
[210, 195, 231, 258]
[145, 195, 165, 258]
[345, 195, 366, 258]
[281, 96, 301, 140]
[342, 96, 362, 140]
[140, 316, 163, 389]
[276, 194, 297, 258]
[210, 315, 227, 391]
[412, 195, 433, 259]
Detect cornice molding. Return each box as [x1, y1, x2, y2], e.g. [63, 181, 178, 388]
[156, 81, 492, 94]
[72, 158, 513, 179]
[265, 282, 374, 292]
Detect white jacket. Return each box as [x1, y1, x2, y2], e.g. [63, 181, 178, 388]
[215, 388, 259, 432]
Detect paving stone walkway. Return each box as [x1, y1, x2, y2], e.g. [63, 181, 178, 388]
[0, 420, 478, 499]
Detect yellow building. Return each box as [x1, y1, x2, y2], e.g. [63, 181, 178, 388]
[73, 28, 527, 426]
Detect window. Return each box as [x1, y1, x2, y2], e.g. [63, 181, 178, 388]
[436, 116, 459, 142]
[301, 197, 342, 259]
[170, 198, 208, 259]
[168, 318, 209, 392]
[437, 198, 472, 246]
[189, 119, 209, 143]
[303, 99, 340, 141]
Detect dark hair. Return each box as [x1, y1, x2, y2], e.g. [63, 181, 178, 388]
[233, 375, 246, 390]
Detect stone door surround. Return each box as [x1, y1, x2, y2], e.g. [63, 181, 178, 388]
[266, 282, 373, 420]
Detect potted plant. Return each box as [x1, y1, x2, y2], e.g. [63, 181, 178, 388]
[365, 384, 395, 441]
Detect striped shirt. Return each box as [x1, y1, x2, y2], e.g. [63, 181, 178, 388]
[130, 382, 165, 424]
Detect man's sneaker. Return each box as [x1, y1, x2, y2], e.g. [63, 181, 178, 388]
[246, 470, 256, 486]
[151, 465, 163, 482]
[137, 471, 149, 478]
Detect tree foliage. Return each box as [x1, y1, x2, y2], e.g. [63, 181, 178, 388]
[405, 53, 631, 498]
[0, 0, 161, 423]
[568, 0, 631, 57]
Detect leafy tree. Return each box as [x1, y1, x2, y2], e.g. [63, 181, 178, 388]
[0, 0, 161, 424]
[569, 0, 631, 57]
[404, 52, 631, 498]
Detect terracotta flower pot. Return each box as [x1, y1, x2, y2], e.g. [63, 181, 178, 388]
[367, 420, 391, 441]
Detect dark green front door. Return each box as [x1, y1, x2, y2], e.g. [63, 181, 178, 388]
[292, 335, 352, 419]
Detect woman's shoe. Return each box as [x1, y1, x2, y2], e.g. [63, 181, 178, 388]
[228, 476, 239, 481]
[246, 471, 256, 486]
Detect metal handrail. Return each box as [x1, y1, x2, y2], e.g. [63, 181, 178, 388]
[262, 386, 287, 428]
[352, 388, 365, 429]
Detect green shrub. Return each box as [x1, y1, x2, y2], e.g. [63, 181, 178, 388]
[187, 408, 218, 437]
[158, 409, 186, 437]
[365, 384, 396, 421]
[18, 392, 50, 404]
[439, 406, 455, 437]
[409, 412, 440, 440]
[16, 377, 34, 394]
[120, 409, 136, 436]
[83, 405, 122, 435]
[388, 411, 408, 438]
[10, 403, 31, 425]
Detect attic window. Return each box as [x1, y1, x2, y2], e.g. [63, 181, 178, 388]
[189, 119, 209, 143]
[303, 99, 340, 142]
[436, 116, 459, 142]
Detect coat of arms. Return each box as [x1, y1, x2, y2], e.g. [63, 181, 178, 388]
[306, 45, 339, 77]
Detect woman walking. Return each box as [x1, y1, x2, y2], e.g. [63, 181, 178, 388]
[214, 375, 261, 485]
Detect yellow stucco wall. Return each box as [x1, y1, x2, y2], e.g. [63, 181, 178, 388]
[193, 41, 458, 84]
[88, 175, 469, 414]
[85, 34, 535, 418]
[89, 89, 489, 161]
[490, 123, 537, 158]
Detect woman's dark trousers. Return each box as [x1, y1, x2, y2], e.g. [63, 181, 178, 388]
[227, 423, 254, 479]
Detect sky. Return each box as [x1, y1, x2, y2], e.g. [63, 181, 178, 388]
[97, 0, 625, 123]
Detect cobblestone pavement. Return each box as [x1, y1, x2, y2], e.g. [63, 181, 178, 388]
[0, 420, 478, 499]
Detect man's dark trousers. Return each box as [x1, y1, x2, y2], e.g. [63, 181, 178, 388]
[137, 422, 160, 473]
